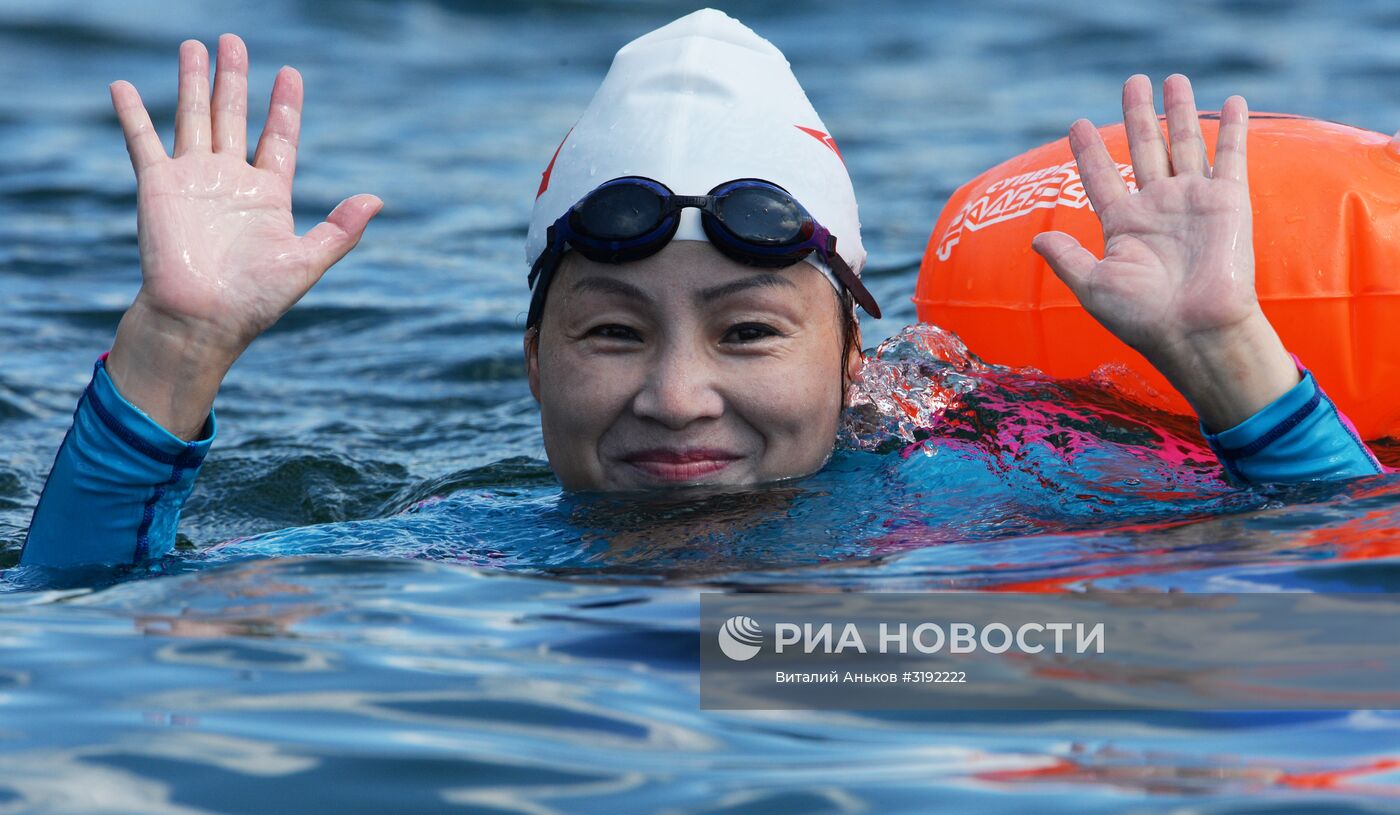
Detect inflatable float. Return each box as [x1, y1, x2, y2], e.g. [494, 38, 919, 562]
[915, 114, 1400, 439]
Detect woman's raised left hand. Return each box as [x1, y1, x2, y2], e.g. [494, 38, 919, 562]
[1031, 74, 1299, 433]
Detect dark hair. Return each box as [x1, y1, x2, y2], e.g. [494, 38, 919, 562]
[836, 287, 860, 391]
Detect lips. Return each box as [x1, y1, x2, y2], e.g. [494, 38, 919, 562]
[621, 448, 743, 482]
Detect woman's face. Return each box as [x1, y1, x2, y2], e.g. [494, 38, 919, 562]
[525, 240, 861, 491]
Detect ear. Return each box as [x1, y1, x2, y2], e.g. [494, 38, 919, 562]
[524, 328, 542, 403]
[842, 321, 864, 402]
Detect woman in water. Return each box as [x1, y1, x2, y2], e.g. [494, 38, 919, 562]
[19, 10, 1382, 569]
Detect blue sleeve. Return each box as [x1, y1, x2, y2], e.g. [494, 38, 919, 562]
[20, 353, 216, 568]
[1201, 357, 1384, 485]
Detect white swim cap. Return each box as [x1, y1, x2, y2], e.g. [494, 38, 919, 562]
[526, 8, 872, 315]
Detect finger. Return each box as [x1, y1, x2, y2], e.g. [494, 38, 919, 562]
[211, 33, 249, 157]
[1122, 74, 1170, 187]
[1212, 94, 1249, 184]
[1032, 231, 1097, 297]
[109, 81, 167, 174]
[253, 66, 302, 183]
[1163, 73, 1207, 176]
[1068, 119, 1129, 214]
[300, 194, 384, 277]
[173, 39, 211, 157]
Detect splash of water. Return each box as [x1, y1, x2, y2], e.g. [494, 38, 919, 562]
[841, 323, 1225, 490]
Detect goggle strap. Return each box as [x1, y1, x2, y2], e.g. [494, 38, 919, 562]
[527, 224, 561, 290]
[824, 238, 883, 320]
[526, 263, 553, 328]
[526, 225, 565, 327]
[527, 254, 544, 291]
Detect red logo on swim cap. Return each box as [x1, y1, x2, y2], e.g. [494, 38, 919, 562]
[796, 125, 844, 165]
[536, 128, 573, 199]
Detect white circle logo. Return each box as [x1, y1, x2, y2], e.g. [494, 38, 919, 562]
[718, 615, 763, 661]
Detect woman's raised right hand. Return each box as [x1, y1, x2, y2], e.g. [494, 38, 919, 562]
[104, 34, 381, 440]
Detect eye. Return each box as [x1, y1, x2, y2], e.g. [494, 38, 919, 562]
[724, 322, 780, 344]
[587, 323, 642, 342]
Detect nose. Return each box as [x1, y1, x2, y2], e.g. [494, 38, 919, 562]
[631, 339, 725, 430]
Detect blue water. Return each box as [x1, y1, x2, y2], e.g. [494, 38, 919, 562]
[4, 0, 1400, 811]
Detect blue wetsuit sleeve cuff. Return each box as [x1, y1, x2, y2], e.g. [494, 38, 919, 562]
[89, 355, 217, 456]
[1201, 366, 1319, 455]
[1200, 356, 1383, 484]
[19, 354, 217, 569]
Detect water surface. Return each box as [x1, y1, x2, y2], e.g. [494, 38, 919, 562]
[3, 1, 1400, 811]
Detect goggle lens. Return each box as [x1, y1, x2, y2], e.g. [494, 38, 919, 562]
[573, 183, 666, 239]
[714, 186, 807, 245]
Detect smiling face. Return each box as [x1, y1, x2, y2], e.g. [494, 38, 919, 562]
[525, 240, 862, 492]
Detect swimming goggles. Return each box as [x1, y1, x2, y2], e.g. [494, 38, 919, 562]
[526, 176, 882, 328]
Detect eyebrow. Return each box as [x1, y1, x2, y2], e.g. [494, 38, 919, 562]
[696, 273, 797, 304]
[569, 272, 798, 306]
[569, 276, 654, 303]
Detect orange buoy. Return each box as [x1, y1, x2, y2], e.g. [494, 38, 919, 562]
[914, 114, 1400, 439]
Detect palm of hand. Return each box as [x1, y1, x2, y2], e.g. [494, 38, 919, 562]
[1080, 172, 1257, 353]
[111, 35, 381, 360]
[136, 154, 307, 348]
[1030, 73, 1263, 368]
[1029, 75, 1304, 433]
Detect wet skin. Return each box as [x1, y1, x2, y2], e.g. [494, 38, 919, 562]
[526, 240, 863, 492]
